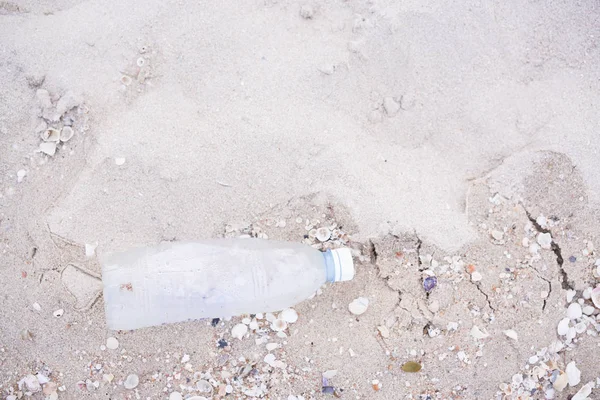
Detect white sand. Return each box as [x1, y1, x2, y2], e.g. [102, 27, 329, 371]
[1, 0, 600, 398]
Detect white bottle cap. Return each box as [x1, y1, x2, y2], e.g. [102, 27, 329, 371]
[331, 248, 355, 282]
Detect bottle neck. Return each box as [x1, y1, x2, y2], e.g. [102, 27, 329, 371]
[322, 250, 336, 283]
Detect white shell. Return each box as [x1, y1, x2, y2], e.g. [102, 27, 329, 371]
[53, 309, 64, 317]
[106, 337, 119, 350]
[315, 227, 331, 242]
[503, 329, 518, 341]
[124, 374, 139, 389]
[270, 318, 288, 332]
[567, 303, 582, 320]
[169, 392, 183, 400]
[266, 343, 278, 351]
[60, 126, 74, 142]
[553, 373, 568, 391]
[41, 128, 60, 142]
[196, 380, 212, 393]
[231, 323, 248, 340]
[591, 286, 600, 308]
[566, 361, 581, 386]
[348, 297, 369, 315]
[471, 271, 482, 282]
[280, 308, 298, 323]
[557, 317, 570, 335]
[470, 325, 489, 339]
[39, 142, 57, 156]
[572, 382, 594, 400]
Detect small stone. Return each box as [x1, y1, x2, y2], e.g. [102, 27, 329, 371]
[123, 374, 139, 390]
[557, 318, 570, 335]
[181, 354, 190, 363]
[491, 230, 504, 241]
[280, 308, 298, 323]
[39, 142, 57, 156]
[264, 353, 276, 367]
[583, 287, 592, 299]
[53, 309, 64, 317]
[377, 325, 390, 338]
[471, 271, 482, 282]
[33, 302, 41, 311]
[566, 289, 577, 303]
[423, 276, 437, 292]
[566, 361, 581, 386]
[169, 392, 183, 400]
[567, 303, 582, 320]
[231, 323, 248, 340]
[299, 4, 314, 19]
[103, 374, 114, 383]
[315, 227, 331, 242]
[106, 337, 119, 350]
[383, 97, 400, 116]
[503, 329, 518, 341]
[569, 255, 577, 262]
[528, 355, 539, 364]
[582, 305, 595, 315]
[348, 297, 369, 315]
[591, 286, 600, 308]
[537, 232, 552, 249]
[115, 157, 126, 166]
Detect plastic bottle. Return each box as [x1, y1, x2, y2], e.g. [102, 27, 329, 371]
[101, 239, 354, 330]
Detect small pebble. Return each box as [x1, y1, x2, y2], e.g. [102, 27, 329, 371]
[53, 309, 64, 318]
[557, 318, 570, 335]
[423, 276, 437, 292]
[491, 230, 504, 241]
[471, 271, 482, 282]
[33, 302, 41, 311]
[348, 297, 369, 315]
[123, 374, 139, 390]
[106, 337, 119, 350]
[315, 227, 331, 242]
[569, 255, 577, 262]
[537, 232, 552, 249]
[299, 4, 314, 19]
[566, 361, 581, 386]
[271, 318, 288, 332]
[85, 243, 97, 258]
[115, 157, 126, 166]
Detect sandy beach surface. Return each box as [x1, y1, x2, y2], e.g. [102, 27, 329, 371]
[1, 0, 600, 399]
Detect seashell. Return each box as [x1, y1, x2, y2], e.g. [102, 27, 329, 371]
[591, 286, 600, 309]
[121, 75, 132, 86]
[553, 372, 568, 391]
[557, 317, 570, 335]
[196, 379, 212, 394]
[106, 337, 119, 350]
[231, 323, 247, 340]
[503, 329, 518, 341]
[60, 126, 74, 142]
[270, 318, 288, 332]
[41, 128, 60, 142]
[315, 227, 331, 242]
[470, 325, 489, 340]
[349, 297, 369, 315]
[53, 309, 64, 317]
[39, 141, 57, 156]
[123, 374, 139, 389]
[566, 361, 581, 386]
[280, 308, 298, 323]
[567, 303, 582, 320]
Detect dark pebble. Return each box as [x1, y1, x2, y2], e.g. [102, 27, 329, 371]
[217, 339, 228, 348]
[211, 318, 220, 327]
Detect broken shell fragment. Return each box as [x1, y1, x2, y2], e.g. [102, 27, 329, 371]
[60, 126, 74, 142]
[349, 297, 369, 315]
[39, 142, 57, 156]
[121, 75, 132, 86]
[591, 286, 600, 309]
[537, 232, 552, 249]
[123, 374, 139, 390]
[41, 128, 60, 142]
